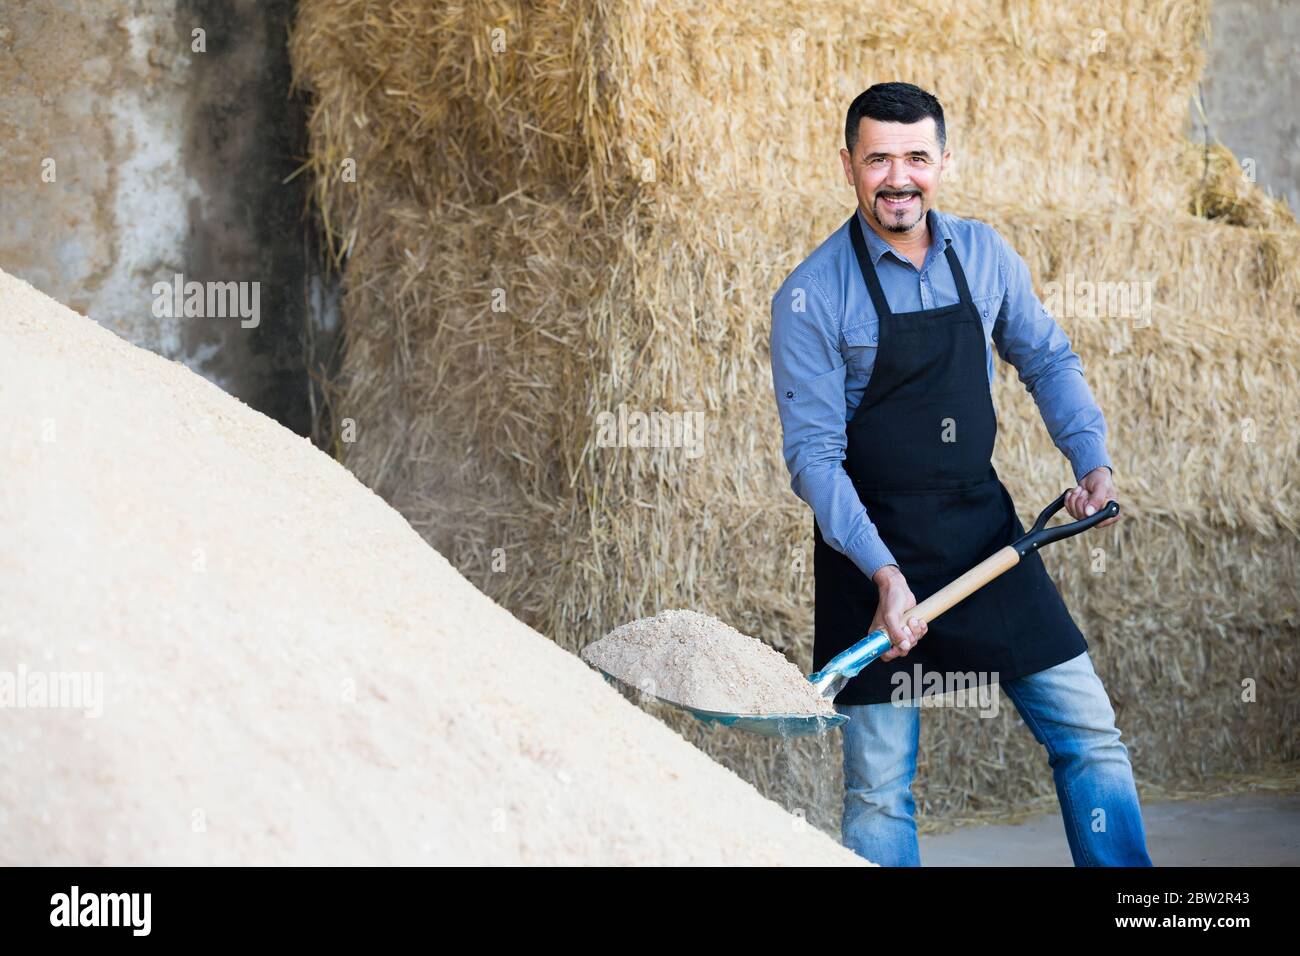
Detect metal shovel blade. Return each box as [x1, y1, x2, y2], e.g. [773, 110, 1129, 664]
[675, 704, 848, 738]
[588, 496, 1119, 739]
[593, 667, 848, 738]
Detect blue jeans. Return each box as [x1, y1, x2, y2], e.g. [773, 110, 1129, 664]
[837, 651, 1154, 866]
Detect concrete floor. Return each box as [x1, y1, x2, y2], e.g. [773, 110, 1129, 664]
[918, 793, 1300, 866]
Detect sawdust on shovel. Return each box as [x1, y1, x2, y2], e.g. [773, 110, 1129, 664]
[582, 609, 837, 717]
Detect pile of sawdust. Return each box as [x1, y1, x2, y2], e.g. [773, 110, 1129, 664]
[0, 267, 863, 866]
[583, 609, 836, 718]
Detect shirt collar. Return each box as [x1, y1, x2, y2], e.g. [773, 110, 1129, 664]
[854, 206, 951, 265]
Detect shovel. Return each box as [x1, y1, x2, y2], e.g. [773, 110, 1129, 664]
[603, 491, 1118, 738]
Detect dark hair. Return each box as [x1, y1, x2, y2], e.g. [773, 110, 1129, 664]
[845, 82, 946, 155]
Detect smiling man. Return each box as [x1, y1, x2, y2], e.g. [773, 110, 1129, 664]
[769, 82, 1153, 867]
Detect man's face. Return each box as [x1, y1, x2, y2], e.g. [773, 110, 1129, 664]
[840, 116, 949, 235]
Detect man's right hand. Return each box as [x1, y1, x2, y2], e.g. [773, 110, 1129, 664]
[870, 565, 928, 661]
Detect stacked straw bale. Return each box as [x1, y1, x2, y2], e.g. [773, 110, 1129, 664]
[291, 0, 1298, 831]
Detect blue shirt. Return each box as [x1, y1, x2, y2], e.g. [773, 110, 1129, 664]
[769, 207, 1113, 582]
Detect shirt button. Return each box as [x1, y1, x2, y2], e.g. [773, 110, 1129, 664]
[870, 333, 877, 342]
[785, 390, 793, 398]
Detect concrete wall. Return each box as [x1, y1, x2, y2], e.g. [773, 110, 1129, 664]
[1192, 0, 1300, 216]
[0, 0, 328, 436]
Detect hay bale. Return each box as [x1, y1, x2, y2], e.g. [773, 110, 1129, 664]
[288, 0, 1299, 833]
[1190, 141, 1297, 229]
[291, 0, 1213, 219]
[0, 267, 865, 866]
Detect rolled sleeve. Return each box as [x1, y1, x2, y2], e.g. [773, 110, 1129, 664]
[770, 273, 897, 581]
[990, 230, 1115, 484]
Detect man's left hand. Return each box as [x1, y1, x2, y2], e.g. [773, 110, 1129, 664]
[1065, 466, 1121, 527]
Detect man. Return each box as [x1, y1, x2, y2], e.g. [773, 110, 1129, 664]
[769, 82, 1153, 867]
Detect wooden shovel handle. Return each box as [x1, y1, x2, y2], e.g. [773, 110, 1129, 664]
[905, 495, 1119, 625]
[907, 546, 1019, 624]
[808, 496, 1119, 698]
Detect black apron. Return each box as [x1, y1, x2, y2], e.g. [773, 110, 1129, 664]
[813, 213, 1086, 705]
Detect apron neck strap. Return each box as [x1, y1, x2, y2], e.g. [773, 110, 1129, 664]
[942, 242, 975, 309]
[848, 211, 976, 318]
[848, 212, 894, 320]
